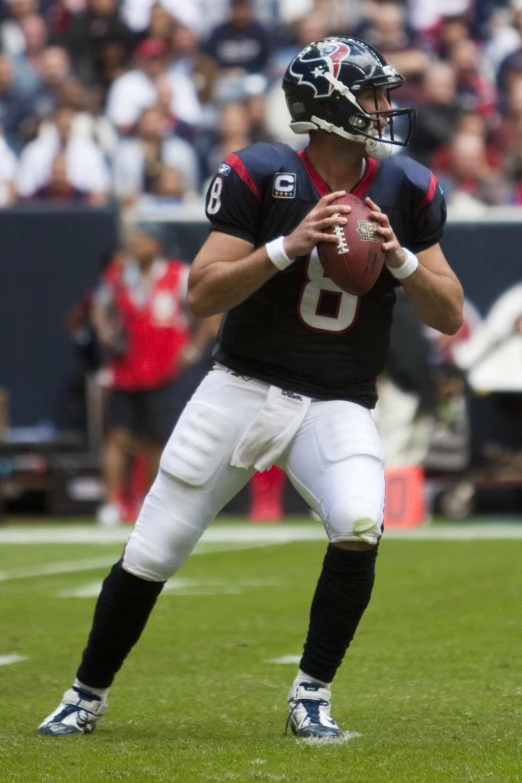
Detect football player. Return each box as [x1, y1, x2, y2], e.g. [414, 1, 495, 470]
[39, 37, 463, 739]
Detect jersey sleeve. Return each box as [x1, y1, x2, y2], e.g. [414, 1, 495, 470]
[410, 173, 447, 254]
[205, 152, 263, 245]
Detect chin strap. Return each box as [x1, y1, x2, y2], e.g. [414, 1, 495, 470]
[309, 115, 392, 160]
[310, 115, 366, 144]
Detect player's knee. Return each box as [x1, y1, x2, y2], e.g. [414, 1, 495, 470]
[325, 495, 383, 546]
[123, 534, 175, 582]
[123, 475, 204, 581]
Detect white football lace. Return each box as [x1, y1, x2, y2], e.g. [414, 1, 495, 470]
[333, 222, 349, 254]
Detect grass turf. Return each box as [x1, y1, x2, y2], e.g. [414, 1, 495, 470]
[0, 521, 521, 782]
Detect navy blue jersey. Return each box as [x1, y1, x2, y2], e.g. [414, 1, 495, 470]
[205, 142, 446, 407]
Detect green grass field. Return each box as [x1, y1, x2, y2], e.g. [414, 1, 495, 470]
[1, 519, 521, 783]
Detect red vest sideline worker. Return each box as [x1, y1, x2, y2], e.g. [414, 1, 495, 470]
[92, 222, 217, 526]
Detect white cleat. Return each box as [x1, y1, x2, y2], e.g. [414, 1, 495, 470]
[38, 687, 107, 736]
[286, 682, 343, 739]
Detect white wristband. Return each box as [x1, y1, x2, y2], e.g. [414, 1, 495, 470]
[266, 236, 294, 271]
[386, 248, 419, 280]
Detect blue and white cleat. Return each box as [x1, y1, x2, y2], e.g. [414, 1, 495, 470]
[286, 682, 343, 739]
[38, 687, 107, 736]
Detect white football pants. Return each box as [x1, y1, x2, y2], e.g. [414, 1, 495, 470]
[123, 365, 385, 582]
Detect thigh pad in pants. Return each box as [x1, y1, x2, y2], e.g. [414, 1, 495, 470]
[160, 369, 259, 487]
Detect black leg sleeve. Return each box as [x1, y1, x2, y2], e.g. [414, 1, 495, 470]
[76, 561, 164, 689]
[300, 544, 377, 684]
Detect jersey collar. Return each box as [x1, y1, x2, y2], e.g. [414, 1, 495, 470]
[298, 148, 378, 199]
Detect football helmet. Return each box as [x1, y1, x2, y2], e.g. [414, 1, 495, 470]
[283, 37, 415, 159]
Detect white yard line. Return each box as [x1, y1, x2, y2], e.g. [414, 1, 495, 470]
[0, 654, 28, 667]
[0, 542, 281, 583]
[0, 556, 117, 582]
[2, 523, 522, 545]
[268, 655, 302, 665]
[60, 577, 279, 598]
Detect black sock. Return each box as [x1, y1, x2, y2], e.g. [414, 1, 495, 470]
[76, 561, 164, 689]
[300, 544, 378, 684]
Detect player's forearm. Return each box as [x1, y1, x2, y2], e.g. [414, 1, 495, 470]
[187, 246, 279, 318]
[401, 263, 464, 335]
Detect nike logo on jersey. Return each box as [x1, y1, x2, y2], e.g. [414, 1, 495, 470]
[273, 173, 296, 199]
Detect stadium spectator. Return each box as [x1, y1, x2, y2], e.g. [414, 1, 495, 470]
[0, 52, 36, 149]
[147, 163, 186, 203]
[482, 6, 521, 76]
[32, 45, 72, 118]
[17, 104, 111, 203]
[494, 74, 522, 200]
[204, 0, 272, 75]
[497, 5, 522, 113]
[440, 131, 512, 210]
[278, 0, 356, 31]
[432, 13, 471, 60]
[408, 61, 462, 167]
[204, 100, 253, 179]
[432, 111, 503, 177]
[112, 105, 199, 208]
[105, 36, 201, 134]
[146, 2, 175, 44]
[121, 0, 156, 32]
[155, 74, 197, 144]
[92, 221, 217, 526]
[62, 0, 135, 89]
[49, 76, 119, 157]
[0, 0, 38, 58]
[0, 133, 17, 207]
[170, 22, 216, 106]
[121, 0, 204, 34]
[43, 0, 75, 39]
[23, 152, 92, 202]
[449, 38, 496, 117]
[135, 165, 195, 216]
[12, 12, 48, 95]
[92, 35, 131, 96]
[355, 0, 430, 98]
[270, 11, 331, 79]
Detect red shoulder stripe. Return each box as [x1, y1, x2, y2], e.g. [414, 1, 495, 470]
[418, 172, 437, 210]
[225, 152, 261, 201]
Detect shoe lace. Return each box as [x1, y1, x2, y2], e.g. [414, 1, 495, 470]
[285, 699, 329, 734]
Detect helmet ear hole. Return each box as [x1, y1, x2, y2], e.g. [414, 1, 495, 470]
[350, 115, 371, 130]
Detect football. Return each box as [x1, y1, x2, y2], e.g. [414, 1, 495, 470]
[317, 194, 385, 296]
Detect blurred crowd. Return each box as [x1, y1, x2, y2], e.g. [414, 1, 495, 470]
[2, 0, 522, 213]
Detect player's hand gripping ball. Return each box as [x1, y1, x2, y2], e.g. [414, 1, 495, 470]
[317, 194, 385, 296]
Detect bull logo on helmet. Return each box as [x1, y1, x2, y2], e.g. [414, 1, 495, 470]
[289, 40, 352, 99]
